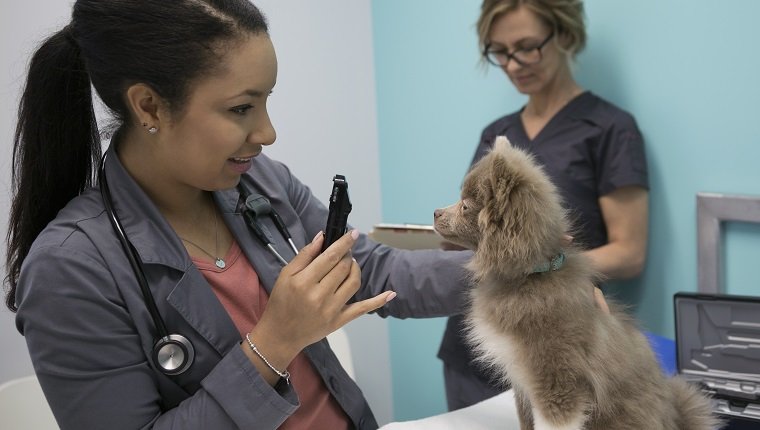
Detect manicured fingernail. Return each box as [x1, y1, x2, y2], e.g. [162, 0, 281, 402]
[313, 231, 323, 244]
[350, 229, 359, 240]
[385, 291, 397, 303]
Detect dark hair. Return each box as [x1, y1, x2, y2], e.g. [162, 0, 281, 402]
[5, 0, 269, 311]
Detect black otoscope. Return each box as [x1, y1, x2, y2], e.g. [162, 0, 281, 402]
[321, 175, 352, 253]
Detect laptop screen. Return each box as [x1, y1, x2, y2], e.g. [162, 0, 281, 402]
[674, 292, 760, 383]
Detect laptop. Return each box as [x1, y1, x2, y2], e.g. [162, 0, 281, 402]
[674, 292, 760, 426]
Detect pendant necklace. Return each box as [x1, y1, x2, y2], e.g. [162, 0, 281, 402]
[180, 208, 226, 269]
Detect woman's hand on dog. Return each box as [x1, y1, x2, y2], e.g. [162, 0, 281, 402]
[594, 287, 610, 314]
[563, 235, 610, 313]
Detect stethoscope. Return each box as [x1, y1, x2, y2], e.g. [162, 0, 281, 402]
[98, 153, 298, 375]
[238, 181, 299, 265]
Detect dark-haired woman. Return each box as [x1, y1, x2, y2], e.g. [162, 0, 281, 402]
[6, 1, 472, 428]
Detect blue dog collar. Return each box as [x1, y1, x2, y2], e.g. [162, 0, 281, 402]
[532, 252, 566, 273]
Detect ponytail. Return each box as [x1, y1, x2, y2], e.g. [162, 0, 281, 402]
[5, 0, 269, 312]
[4, 26, 101, 311]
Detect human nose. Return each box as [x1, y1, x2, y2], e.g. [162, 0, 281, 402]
[504, 56, 523, 74]
[248, 109, 276, 147]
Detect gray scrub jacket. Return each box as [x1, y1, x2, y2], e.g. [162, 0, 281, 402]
[15, 147, 471, 429]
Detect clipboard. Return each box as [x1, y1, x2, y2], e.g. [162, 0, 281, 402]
[368, 223, 444, 250]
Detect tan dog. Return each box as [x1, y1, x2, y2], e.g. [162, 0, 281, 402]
[433, 137, 719, 430]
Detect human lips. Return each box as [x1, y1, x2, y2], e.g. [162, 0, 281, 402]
[228, 146, 263, 163]
[229, 156, 254, 163]
[227, 155, 254, 173]
[511, 74, 533, 85]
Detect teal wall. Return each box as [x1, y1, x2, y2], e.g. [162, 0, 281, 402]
[372, 0, 760, 422]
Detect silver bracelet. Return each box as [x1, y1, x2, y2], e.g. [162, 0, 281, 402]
[245, 333, 291, 384]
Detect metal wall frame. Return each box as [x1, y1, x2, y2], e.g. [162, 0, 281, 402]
[697, 193, 760, 294]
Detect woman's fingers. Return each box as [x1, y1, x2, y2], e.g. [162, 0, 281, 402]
[264, 228, 397, 349]
[336, 291, 397, 328]
[301, 229, 358, 282]
[329, 258, 395, 329]
[562, 234, 574, 247]
[280, 229, 355, 286]
[331, 258, 361, 302]
[593, 287, 610, 314]
[281, 231, 324, 277]
[318, 255, 354, 295]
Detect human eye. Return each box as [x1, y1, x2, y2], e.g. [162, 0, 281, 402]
[484, 46, 510, 66]
[486, 45, 508, 56]
[229, 104, 254, 115]
[516, 44, 540, 54]
[513, 44, 542, 64]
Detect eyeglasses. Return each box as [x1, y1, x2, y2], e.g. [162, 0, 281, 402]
[483, 31, 554, 67]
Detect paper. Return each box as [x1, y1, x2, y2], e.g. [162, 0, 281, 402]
[368, 223, 444, 250]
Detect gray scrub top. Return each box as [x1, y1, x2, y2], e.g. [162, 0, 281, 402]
[16, 147, 472, 429]
[440, 91, 649, 377]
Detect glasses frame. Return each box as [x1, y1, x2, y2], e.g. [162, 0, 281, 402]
[483, 31, 555, 67]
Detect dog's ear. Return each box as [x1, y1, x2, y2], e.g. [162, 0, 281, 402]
[482, 154, 515, 225]
[469, 144, 570, 278]
[474, 153, 527, 275]
[476, 150, 553, 275]
[493, 135, 512, 151]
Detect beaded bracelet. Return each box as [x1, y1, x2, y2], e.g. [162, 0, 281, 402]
[245, 333, 291, 384]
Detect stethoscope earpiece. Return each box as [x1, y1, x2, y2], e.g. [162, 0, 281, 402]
[153, 334, 195, 376]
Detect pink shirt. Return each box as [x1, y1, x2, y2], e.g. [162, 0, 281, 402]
[193, 241, 350, 430]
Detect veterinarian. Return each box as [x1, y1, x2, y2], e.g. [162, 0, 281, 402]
[438, 0, 649, 411]
[5, 2, 477, 429]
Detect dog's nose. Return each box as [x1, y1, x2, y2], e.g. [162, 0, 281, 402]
[434, 208, 443, 219]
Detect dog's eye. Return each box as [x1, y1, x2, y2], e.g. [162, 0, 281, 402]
[461, 201, 469, 211]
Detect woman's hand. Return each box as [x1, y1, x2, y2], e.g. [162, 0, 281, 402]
[593, 287, 610, 314]
[243, 230, 395, 383]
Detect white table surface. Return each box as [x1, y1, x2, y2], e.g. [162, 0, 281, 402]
[380, 390, 519, 429]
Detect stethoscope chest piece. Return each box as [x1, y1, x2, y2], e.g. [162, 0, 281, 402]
[153, 334, 195, 376]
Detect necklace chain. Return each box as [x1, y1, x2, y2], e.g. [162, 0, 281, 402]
[180, 207, 226, 269]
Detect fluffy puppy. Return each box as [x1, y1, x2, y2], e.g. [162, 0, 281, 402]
[433, 137, 719, 430]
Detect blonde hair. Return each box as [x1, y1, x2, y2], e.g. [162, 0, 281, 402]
[477, 0, 586, 58]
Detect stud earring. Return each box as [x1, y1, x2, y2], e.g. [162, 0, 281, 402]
[148, 126, 158, 134]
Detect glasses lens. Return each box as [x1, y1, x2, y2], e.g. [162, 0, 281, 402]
[513, 48, 542, 66]
[484, 47, 542, 67]
[485, 50, 507, 66]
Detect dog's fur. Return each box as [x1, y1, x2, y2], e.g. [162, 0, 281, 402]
[433, 137, 719, 430]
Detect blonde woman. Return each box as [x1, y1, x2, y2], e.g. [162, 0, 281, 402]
[438, 0, 649, 411]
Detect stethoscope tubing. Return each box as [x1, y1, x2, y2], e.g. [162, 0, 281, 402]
[99, 153, 299, 375]
[99, 153, 170, 339]
[237, 179, 299, 264]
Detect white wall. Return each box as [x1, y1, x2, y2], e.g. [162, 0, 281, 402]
[0, 0, 71, 389]
[256, 1, 393, 424]
[0, 0, 393, 425]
